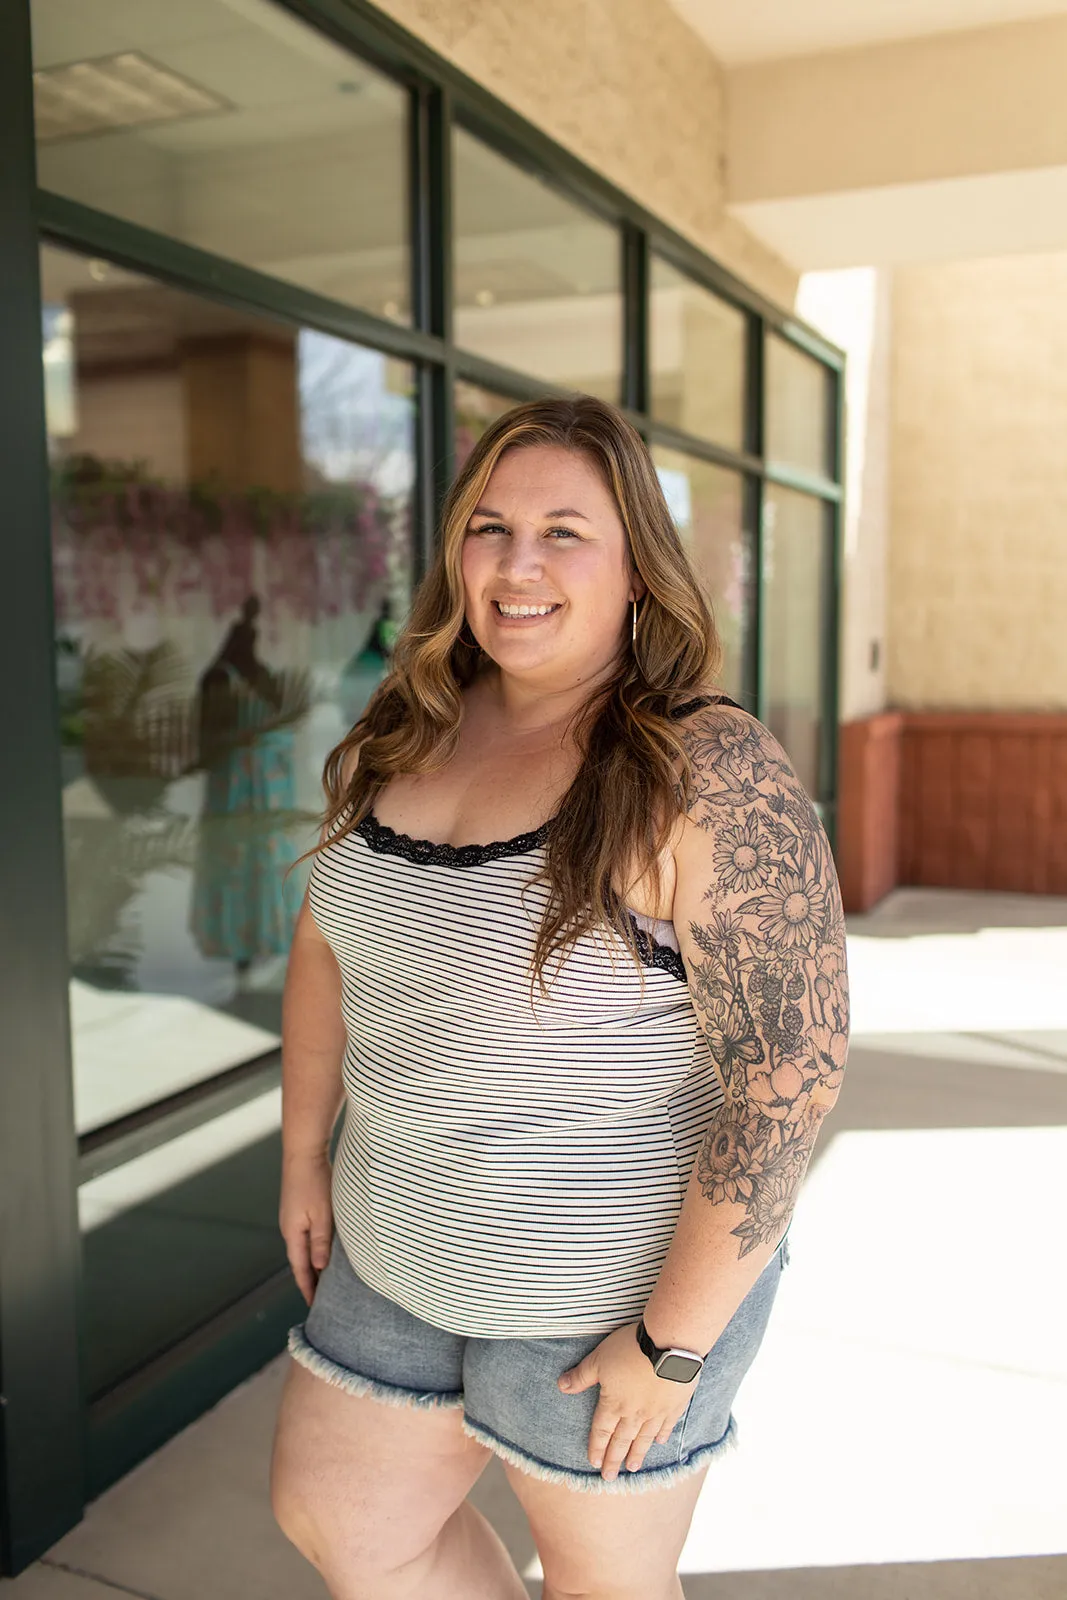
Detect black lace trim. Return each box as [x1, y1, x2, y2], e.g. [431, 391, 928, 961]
[355, 815, 686, 982]
[356, 810, 550, 868]
[671, 693, 744, 719]
[628, 918, 687, 984]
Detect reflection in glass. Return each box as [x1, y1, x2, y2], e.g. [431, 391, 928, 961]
[653, 450, 750, 700]
[765, 334, 835, 476]
[43, 239, 415, 1393]
[763, 487, 830, 797]
[455, 381, 523, 468]
[453, 128, 622, 398]
[79, 1094, 284, 1399]
[650, 258, 746, 451]
[31, 0, 411, 321]
[43, 243, 415, 1125]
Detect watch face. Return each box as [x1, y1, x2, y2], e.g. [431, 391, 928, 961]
[655, 1351, 702, 1383]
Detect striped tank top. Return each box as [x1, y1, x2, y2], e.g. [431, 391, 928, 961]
[309, 768, 725, 1337]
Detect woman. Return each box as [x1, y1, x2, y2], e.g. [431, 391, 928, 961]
[271, 396, 848, 1600]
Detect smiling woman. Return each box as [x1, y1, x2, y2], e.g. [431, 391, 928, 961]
[270, 394, 848, 1600]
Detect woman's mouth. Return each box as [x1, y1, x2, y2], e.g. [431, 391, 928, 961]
[492, 601, 562, 622]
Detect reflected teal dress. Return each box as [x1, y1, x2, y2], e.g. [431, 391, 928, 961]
[190, 663, 302, 964]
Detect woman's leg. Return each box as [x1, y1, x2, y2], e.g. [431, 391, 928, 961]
[271, 1362, 528, 1600]
[504, 1462, 708, 1600]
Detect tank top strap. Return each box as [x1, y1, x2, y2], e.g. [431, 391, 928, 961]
[670, 692, 746, 719]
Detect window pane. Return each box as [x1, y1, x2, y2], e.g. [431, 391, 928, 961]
[653, 449, 751, 701]
[650, 258, 746, 451]
[44, 238, 415, 1391]
[765, 335, 835, 476]
[453, 128, 622, 399]
[79, 1094, 285, 1397]
[32, 0, 411, 322]
[455, 380, 521, 469]
[44, 241, 414, 1119]
[763, 486, 831, 797]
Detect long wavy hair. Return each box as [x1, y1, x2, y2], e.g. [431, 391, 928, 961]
[315, 394, 722, 984]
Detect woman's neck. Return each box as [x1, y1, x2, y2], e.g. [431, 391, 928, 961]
[471, 661, 614, 738]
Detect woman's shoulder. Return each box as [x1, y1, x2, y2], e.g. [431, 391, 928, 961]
[669, 694, 815, 835]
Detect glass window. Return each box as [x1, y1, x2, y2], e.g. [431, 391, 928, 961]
[765, 334, 835, 476]
[653, 449, 751, 701]
[762, 486, 832, 797]
[31, 0, 411, 322]
[453, 128, 622, 399]
[650, 257, 746, 451]
[43, 240, 415, 1393]
[454, 380, 522, 468]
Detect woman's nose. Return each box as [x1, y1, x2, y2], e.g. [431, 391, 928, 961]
[497, 532, 544, 580]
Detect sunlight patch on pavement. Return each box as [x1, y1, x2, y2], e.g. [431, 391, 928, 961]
[675, 1125, 1067, 1572]
[847, 925, 1067, 1037]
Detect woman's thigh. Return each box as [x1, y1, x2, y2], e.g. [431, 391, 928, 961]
[271, 1362, 492, 1576]
[506, 1461, 707, 1600]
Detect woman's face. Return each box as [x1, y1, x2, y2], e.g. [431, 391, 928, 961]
[461, 444, 641, 691]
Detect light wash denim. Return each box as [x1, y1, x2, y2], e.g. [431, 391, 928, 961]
[289, 1233, 787, 1495]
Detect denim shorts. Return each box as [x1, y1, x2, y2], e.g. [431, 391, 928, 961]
[288, 1233, 788, 1495]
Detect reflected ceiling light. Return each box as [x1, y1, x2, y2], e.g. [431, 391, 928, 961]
[87, 259, 110, 282]
[474, 289, 495, 307]
[382, 300, 400, 319]
[34, 52, 228, 143]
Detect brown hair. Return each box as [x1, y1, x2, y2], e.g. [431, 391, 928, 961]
[316, 394, 722, 984]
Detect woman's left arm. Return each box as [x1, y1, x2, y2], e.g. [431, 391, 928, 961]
[559, 707, 849, 1477]
[643, 705, 849, 1346]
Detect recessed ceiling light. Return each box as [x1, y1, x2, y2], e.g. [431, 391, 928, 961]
[34, 51, 228, 143]
[474, 289, 495, 307]
[88, 259, 110, 282]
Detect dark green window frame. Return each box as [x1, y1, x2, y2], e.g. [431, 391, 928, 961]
[0, 0, 843, 1570]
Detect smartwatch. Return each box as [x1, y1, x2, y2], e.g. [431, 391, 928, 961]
[635, 1319, 705, 1383]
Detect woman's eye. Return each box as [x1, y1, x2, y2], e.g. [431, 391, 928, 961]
[468, 523, 507, 536]
[547, 526, 581, 540]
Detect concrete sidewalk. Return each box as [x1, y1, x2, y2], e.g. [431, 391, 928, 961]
[5, 889, 1066, 1599]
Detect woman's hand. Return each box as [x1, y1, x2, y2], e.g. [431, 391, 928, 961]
[279, 1150, 334, 1305]
[558, 1322, 698, 1481]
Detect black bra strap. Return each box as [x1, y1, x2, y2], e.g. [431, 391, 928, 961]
[670, 693, 744, 720]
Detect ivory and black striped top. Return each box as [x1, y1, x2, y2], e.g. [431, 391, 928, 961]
[308, 786, 724, 1337]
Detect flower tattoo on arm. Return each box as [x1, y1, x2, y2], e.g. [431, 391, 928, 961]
[679, 709, 850, 1258]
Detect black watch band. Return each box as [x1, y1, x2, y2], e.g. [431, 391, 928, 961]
[635, 1319, 705, 1384]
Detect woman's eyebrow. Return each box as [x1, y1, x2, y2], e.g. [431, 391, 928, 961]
[469, 506, 591, 520]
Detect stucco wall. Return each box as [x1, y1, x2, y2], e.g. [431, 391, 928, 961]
[370, 0, 798, 307]
[889, 253, 1067, 711]
[797, 268, 892, 723]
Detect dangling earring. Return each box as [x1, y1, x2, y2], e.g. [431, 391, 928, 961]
[631, 597, 638, 646]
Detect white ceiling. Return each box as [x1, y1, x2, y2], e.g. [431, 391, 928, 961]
[670, 0, 1067, 64]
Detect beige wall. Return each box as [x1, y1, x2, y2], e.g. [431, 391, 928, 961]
[725, 14, 1067, 273]
[888, 252, 1067, 711]
[371, 0, 798, 307]
[796, 268, 892, 723]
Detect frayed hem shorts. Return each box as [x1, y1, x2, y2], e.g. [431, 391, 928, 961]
[287, 1236, 788, 1495]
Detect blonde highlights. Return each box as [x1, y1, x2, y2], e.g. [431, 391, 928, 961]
[317, 395, 722, 982]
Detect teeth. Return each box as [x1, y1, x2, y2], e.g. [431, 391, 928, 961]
[496, 602, 558, 618]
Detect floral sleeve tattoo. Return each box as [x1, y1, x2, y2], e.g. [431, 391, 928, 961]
[680, 709, 850, 1258]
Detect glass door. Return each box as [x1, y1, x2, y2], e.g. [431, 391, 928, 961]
[42, 239, 416, 1403]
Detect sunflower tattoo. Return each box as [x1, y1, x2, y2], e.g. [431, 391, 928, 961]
[681, 707, 849, 1258]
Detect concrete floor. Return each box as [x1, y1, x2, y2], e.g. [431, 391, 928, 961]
[4, 888, 1066, 1600]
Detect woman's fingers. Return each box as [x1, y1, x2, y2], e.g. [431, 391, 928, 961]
[309, 1217, 333, 1272]
[284, 1227, 317, 1305]
[598, 1417, 644, 1482]
[586, 1407, 620, 1471]
[623, 1418, 664, 1472]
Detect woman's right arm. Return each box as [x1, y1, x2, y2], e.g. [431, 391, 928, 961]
[279, 893, 346, 1305]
